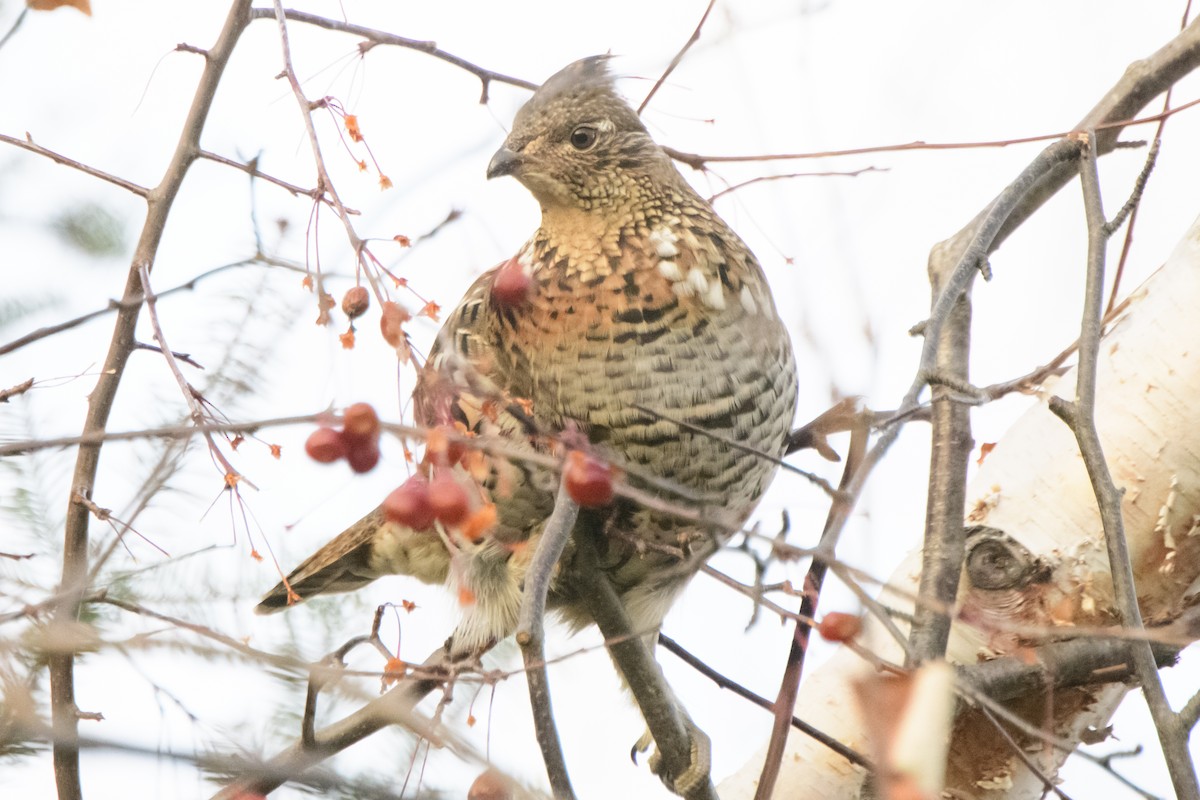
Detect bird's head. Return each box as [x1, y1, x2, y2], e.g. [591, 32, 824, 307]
[487, 56, 671, 213]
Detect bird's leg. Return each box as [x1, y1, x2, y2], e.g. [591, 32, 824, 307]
[634, 703, 713, 799]
[572, 515, 718, 800]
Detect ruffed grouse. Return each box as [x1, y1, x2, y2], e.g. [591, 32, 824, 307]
[259, 57, 797, 668]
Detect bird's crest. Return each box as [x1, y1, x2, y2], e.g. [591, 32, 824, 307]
[514, 55, 633, 128]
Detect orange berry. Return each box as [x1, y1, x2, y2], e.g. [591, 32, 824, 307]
[425, 423, 467, 466]
[342, 402, 380, 445]
[427, 472, 470, 525]
[380, 300, 410, 347]
[491, 256, 532, 307]
[305, 427, 348, 464]
[468, 768, 512, 800]
[342, 285, 370, 319]
[383, 476, 435, 530]
[817, 612, 862, 643]
[564, 450, 614, 507]
[461, 503, 498, 542]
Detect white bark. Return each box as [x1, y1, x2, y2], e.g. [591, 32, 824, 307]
[720, 213, 1200, 799]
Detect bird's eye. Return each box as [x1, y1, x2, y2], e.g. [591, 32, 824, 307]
[569, 125, 598, 150]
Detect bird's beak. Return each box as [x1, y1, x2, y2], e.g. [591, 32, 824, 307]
[487, 146, 520, 180]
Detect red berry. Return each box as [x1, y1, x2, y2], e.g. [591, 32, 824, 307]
[427, 472, 470, 525]
[564, 450, 614, 507]
[383, 475, 435, 529]
[342, 285, 370, 319]
[491, 256, 532, 307]
[346, 440, 381, 473]
[817, 612, 862, 643]
[305, 427, 348, 464]
[342, 402, 380, 445]
[468, 768, 512, 800]
[380, 300, 410, 347]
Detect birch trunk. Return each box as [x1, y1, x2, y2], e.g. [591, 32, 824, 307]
[720, 213, 1200, 798]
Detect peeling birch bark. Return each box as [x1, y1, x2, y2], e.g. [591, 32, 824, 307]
[720, 215, 1200, 799]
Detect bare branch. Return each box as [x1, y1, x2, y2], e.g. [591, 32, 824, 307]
[661, 94, 1200, 171]
[0, 132, 149, 196]
[210, 647, 457, 798]
[754, 414, 869, 800]
[197, 149, 355, 210]
[137, 264, 247, 485]
[706, 166, 885, 203]
[637, 0, 717, 114]
[47, 4, 255, 797]
[516, 479, 581, 799]
[1047, 132, 1198, 799]
[248, 7, 537, 102]
[658, 633, 874, 770]
[0, 377, 34, 403]
[573, 513, 718, 800]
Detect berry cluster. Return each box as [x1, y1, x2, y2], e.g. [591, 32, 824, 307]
[304, 403, 382, 473]
[304, 406, 618, 541]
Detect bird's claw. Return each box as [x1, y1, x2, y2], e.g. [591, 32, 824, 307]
[631, 722, 712, 797]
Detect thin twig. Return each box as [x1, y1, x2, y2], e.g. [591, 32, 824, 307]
[47, 4, 255, 797]
[515, 479, 580, 799]
[137, 265, 246, 485]
[249, 7, 537, 103]
[707, 166, 885, 203]
[961, 684, 1163, 800]
[573, 513, 719, 800]
[658, 634, 873, 770]
[637, 0, 717, 114]
[0, 133, 149, 196]
[1053, 131, 1198, 799]
[908, 182, 975, 662]
[661, 94, 1200, 170]
[1105, 0, 1194, 315]
[0, 256, 309, 358]
[1180, 688, 1200, 732]
[631, 402, 841, 498]
[198, 149, 356, 210]
[975, 705, 1074, 800]
[0, 6, 28, 50]
[754, 414, 868, 800]
[212, 647, 456, 798]
[1, 377, 35, 402]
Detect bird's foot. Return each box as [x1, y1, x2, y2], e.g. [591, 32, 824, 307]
[632, 722, 712, 797]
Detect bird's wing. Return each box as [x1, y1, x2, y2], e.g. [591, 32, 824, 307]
[256, 262, 551, 614]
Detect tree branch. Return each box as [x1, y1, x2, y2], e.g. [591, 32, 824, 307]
[658, 633, 874, 770]
[753, 415, 869, 800]
[516, 480, 581, 799]
[47, 3, 255, 797]
[0, 132, 149, 196]
[1047, 132, 1198, 800]
[248, 7, 537, 102]
[637, 0, 716, 114]
[211, 647, 454, 798]
[573, 514, 718, 800]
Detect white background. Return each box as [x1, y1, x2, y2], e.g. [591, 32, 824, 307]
[1, 1, 1198, 798]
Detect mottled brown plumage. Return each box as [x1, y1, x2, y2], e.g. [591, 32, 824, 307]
[258, 56, 797, 658]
